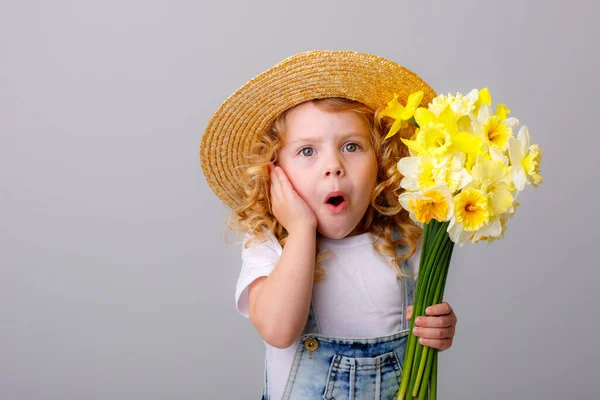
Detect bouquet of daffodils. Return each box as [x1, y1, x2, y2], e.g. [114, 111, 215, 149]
[381, 89, 543, 399]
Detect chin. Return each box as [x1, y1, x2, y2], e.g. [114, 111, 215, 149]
[317, 223, 359, 240]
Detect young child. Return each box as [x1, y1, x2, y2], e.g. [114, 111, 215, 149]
[200, 51, 458, 400]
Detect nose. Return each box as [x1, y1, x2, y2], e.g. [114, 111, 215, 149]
[325, 167, 343, 177]
[324, 155, 344, 178]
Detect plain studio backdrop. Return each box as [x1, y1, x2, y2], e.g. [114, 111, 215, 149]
[1, 0, 598, 399]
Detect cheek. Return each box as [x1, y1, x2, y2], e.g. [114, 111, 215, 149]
[362, 157, 379, 194]
[280, 164, 313, 198]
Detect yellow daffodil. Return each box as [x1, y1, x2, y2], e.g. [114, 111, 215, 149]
[495, 103, 511, 120]
[447, 188, 491, 245]
[472, 104, 518, 160]
[397, 154, 472, 194]
[469, 156, 515, 217]
[473, 87, 491, 116]
[402, 106, 484, 158]
[381, 91, 424, 139]
[398, 186, 454, 224]
[508, 125, 543, 191]
[453, 188, 489, 231]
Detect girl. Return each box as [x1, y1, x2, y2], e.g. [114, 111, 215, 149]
[200, 50, 458, 400]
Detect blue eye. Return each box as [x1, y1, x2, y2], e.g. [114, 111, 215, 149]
[300, 147, 314, 157]
[344, 143, 359, 152]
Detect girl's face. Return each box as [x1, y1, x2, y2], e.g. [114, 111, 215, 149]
[277, 101, 378, 239]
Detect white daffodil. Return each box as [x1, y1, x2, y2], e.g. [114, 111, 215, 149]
[398, 186, 454, 224]
[397, 154, 472, 194]
[429, 90, 480, 136]
[469, 155, 515, 217]
[508, 125, 543, 191]
[471, 216, 503, 243]
[428, 89, 479, 119]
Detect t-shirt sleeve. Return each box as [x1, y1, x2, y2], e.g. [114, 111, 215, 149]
[234, 233, 283, 318]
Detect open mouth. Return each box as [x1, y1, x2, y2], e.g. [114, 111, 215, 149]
[327, 196, 345, 206]
[324, 191, 348, 213]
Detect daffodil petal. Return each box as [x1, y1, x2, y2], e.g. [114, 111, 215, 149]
[512, 165, 527, 192]
[414, 107, 435, 127]
[517, 125, 530, 150]
[398, 191, 419, 210]
[489, 188, 514, 216]
[384, 118, 404, 140]
[401, 137, 426, 155]
[504, 117, 519, 129]
[456, 169, 473, 192]
[451, 132, 483, 154]
[489, 146, 504, 161]
[508, 136, 523, 168]
[403, 91, 425, 117]
[477, 88, 491, 107]
[400, 176, 420, 191]
[397, 157, 420, 177]
[438, 106, 458, 133]
[448, 218, 471, 246]
[465, 89, 478, 103]
[495, 103, 510, 120]
[380, 94, 406, 120]
[478, 104, 492, 122]
[472, 218, 502, 242]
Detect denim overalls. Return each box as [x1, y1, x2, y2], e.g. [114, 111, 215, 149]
[261, 249, 415, 400]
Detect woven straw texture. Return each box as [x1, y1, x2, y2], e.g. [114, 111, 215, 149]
[200, 50, 436, 209]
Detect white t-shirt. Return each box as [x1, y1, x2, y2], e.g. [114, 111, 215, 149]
[235, 232, 421, 400]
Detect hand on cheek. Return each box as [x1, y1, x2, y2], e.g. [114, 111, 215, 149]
[406, 302, 457, 352]
[269, 163, 317, 234]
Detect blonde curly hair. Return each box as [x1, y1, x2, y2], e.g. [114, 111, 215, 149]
[229, 97, 422, 281]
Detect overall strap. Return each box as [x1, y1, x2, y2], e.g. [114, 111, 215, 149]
[392, 228, 416, 332]
[397, 253, 416, 332]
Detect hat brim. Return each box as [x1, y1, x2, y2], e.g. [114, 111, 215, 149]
[200, 50, 436, 209]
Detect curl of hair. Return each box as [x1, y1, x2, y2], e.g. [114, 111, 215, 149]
[229, 98, 422, 281]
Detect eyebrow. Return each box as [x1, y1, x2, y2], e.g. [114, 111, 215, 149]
[288, 133, 368, 145]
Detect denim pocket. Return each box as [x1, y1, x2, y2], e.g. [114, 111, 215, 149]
[322, 350, 402, 400]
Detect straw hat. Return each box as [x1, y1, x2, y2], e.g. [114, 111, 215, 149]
[200, 50, 436, 209]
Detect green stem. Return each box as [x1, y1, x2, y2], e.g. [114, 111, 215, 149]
[399, 223, 432, 398]
[401, 221, 449, 399]
[418, 348, 436, 400]
[431, 352, 437, 400]
[413, 237, 452, 397]
[409, 228, 444, 396]
[438, 242, 454, 300]
[424, 238, 453, 397]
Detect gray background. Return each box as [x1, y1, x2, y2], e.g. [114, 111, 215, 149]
[1, 0, 598, 399]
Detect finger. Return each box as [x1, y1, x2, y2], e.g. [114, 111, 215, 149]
[412, 326, 454, 340]
[270, 165, 283, 199]
[424, 303, 457, 328]
[416, 337, 453, 351]
[406, 305, 413, 321]
[414, 315, 454, 329]
[275, 166, 293, 194]
[425, 302, 452, 316]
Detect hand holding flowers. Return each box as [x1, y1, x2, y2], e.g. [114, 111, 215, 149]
[406, 303, 457, 352]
